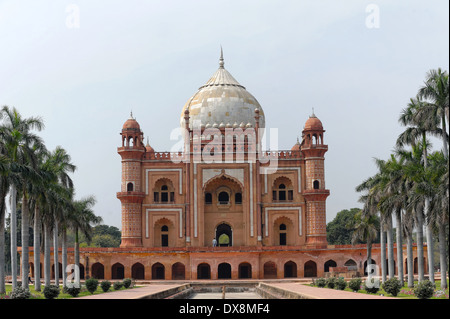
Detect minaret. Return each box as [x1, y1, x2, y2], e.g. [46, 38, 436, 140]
[117, 113, 146, 247]
[301, 111, 330, 247]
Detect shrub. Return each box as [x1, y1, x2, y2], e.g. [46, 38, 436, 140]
[85, 278, 99, 294]
[414, 280, 435, 299]
[9, 286, 31, 299]
[123, 278, 132, 289]
[315, 278, 327, 288]
[336, 277, 347, 290]
[364, 281, 380, 294]
[43, 285, 60, 299]
[349, 278, 362, 292]
[100, 280, 111, 292]
[326, 277, 337, 289]
[113, 281, 123, 290]
[65, 286, 81, 298]
[382, 278, 402, 297]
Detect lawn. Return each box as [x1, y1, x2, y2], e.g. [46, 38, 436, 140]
[1, 282, 137, 299]
[309, 279, 449, 299]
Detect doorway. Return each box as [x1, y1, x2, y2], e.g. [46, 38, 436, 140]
[216, 223, 232, 247]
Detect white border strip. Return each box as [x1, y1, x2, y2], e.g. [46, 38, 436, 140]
[194, 163, 198, 238]
[249, 163, 254, 237]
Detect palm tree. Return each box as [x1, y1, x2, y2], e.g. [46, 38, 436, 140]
[46, 146, 76, 288]
[0, 106, 44, 289]
[356, 157, 396, 280]
[378, 152, 412, 286]
[19, 144, 46, 291]
[68, 196, 102, 287]
[397, 97, 441, 283]
[351, 210, 379, 278]
[0, 155, 8, 294]
[402, 141, 432, 283]
[0, 154, 38, 292]
[417, 68, 449, 157]
[421, 151, 449, 289]
[402, 207, 415, 288]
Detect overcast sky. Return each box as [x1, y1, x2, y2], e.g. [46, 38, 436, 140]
[1, 0, 448, 229]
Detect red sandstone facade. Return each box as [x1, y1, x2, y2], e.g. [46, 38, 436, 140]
[24, 53, 428, 282]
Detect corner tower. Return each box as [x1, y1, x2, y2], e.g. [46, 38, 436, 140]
[117, 113, 145, 247]
[301, 112, 330, 248]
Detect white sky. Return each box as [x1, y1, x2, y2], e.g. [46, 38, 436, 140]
[1, 0, 448, 229]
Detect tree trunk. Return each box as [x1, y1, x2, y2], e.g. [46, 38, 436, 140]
[53, 221, 59, 287]
[396, 209, 404, 286]
[367, 242, 372, 271]
[75, 228, 80, 288]
[61, 228, 67, 289]
[21, 193, 30, 290]
[387, 215, 395, 279]
[10, 184, 17, 289]
[422, 133, 434, 283]
[416, 210, 425, 282]
[44, 222, 51, 286]
[380, 225, 386, 284]
[0, 201, 6, 294]
[33, 205, 41, 291]
[442, 114, 448, 157]
[438, 223, 448, 289]
[406, 232, 414, 288]
[425, 219, 435, 283]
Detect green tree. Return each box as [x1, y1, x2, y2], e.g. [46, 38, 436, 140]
[68, 196, 102, 286]
[0, 106, 44, 290]
[327, 208, 365, 245]
[397, 95, 443, 283]
[350, 210, 379, 274]
[417, 68, 449, 157]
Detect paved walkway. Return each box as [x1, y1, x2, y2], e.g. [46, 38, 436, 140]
[264, 282, 394, 299]
[190, 292, 263, 299]
[76, 284, 185, 299]
[75, 282, 395, 299]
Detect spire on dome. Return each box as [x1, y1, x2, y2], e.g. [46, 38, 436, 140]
[219, 46, 224, 68]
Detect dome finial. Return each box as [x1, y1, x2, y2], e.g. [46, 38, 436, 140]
[130, 110, 134, 119]
[219, 46, 224, 68]
[311, 107, 316, 118]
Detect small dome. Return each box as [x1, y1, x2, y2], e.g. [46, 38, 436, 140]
[304, 113, 323, 131]
[123, 112, 140, 131]
[291, 138, 301, 151]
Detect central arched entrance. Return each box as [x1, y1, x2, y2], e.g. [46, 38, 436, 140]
[203, 174, 243, 247]
[216, 223, 232, 247]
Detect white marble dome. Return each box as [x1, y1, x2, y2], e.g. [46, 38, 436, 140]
[180, 50, 265, 130]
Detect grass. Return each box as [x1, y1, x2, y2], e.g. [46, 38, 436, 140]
[0, 281, 138, 299]
[309, 279, 449, 299]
